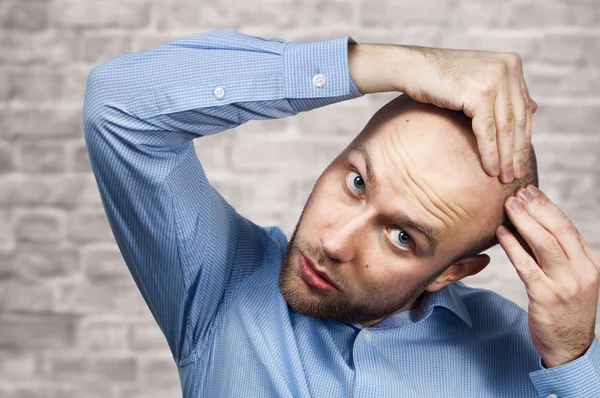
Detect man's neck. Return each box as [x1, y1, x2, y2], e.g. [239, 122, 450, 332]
[359, 292, 424, 328]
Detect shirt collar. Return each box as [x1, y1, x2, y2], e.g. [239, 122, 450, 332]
[415, 281, 473, 329]
[347, 282, 473, 330]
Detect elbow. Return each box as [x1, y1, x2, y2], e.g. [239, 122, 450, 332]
[82, 62, 127, 141]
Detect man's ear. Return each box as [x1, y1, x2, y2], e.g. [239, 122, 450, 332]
[425, 254, 490, 293]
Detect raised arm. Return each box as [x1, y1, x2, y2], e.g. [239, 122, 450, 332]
[83, 29, 363, 362]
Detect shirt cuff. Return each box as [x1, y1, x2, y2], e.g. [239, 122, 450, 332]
[283, 35, 364, 106]
[529, 336, 600, 397]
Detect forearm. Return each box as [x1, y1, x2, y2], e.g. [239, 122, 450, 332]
[348, 42, 422, 95]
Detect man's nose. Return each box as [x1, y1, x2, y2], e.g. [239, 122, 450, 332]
[319, 214, 367, 264]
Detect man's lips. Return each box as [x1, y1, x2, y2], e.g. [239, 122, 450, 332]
[299, 251, 337, 290]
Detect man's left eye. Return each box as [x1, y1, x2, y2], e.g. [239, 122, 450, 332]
[390, 228, 413, 250]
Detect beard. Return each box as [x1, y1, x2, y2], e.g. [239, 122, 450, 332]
[278, 209, 431, 325]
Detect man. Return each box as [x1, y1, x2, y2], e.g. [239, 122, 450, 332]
[83, 29, 599, 397]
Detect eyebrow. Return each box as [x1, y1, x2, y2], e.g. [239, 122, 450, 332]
[348, 142, 439, 256]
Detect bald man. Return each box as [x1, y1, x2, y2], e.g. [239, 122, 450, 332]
[83, 29, 600, 397]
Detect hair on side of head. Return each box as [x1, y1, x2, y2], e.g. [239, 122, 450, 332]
[448, 144, 539, 267]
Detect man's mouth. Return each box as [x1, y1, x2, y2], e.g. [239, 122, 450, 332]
[298, 251, 338, 294]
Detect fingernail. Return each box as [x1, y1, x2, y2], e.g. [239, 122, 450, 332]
[517, 187, 534, 203]
[527, 185, 540, 197]
[504, 166, 514, 182]
[509, 197, 523, 212]
[516, 163, 524, 179]
[490, 161, 500, 176]
[497, 225, 509, 236]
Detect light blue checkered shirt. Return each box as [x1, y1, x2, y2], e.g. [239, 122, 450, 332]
[83, 29, 600, 397]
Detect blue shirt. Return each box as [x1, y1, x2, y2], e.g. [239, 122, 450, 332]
[83, 29, 600, 397]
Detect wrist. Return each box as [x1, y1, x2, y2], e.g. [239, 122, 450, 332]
[348, 42, 412, 94]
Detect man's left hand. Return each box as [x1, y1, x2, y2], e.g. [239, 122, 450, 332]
[496, 185, 600, 368]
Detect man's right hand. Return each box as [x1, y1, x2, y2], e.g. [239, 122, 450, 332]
[348, 43, 537, 183]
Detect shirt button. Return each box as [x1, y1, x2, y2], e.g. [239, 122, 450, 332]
[363, 330, 372, 341]
[312, 73, 326, 87]
[214, 87, 225, 99]
[547, 395, 558, 398]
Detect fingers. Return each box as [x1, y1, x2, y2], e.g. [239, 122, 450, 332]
[471, 104, 500, 176]
[496, 224, 547, 292]
[504, 195, 570, 281]
[513, 186, 585, 266]
[494, 78, 515, 183]
[511, 65, 527, 179]
[521, 78, 535, 158]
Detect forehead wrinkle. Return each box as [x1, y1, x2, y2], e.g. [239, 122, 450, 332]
[382, 131, 463, 227]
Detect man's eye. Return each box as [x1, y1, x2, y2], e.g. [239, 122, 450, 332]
[346, 171, 365, 195]
[390, 228, 413, 250]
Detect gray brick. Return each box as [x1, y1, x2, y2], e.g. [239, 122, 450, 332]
[535, 34, 592, 67]
[3, 280, 54, 313]
[14, 140, 67, 173]
[360, 0, 457, 28]
[0, 107, 83, 139]
[10, 68, 67, 103]
[11, 243, 79, 280]
[0, 351, 39, 382]
[295, 102, 378, 138]
[140, 357, 179, 386]
[52, 0, 151, 29]
[131, 34, 184, 53]
[68, 139, 93, 173]
[82, 34, 133, 64]
[157, 0, 354, 31]
[533, 135, 600, 173]
[1, 0, 50, 31]
[451, 1, 507, 28]
[78, 319, 128, 351]
[527, 68, 600, 97]
[0, 141, 14, 174]
[67, 209, 114, 243]
[0, 210, 12, 248]
[0, 31, 79, 65]
[504, 0, 600, 27]
[56, 281, 149, 316]
[0, 250, 12, 278]
[236, 176, 296, 214]
[534, 104, 600, 135]
[49, 356, 137, 383]
[0, 386, 114, 398]
[0, 174, 103, 209]
[82, 245, 130, 282]
[193, 133, 232, 171]
[116, 387, 182, 398]
[14, 209, 66, 244]
[128, 322, 168, 352]
[541, 173, 600, 217]
[439, 33, 541, 63]
[0, 68, 12, 101]
[230, 137, 346, 174]
[61, 67, 90, 103]
[0, 314, 76, 349]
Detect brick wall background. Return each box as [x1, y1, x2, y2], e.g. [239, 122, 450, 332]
[0, 0, 598, 396]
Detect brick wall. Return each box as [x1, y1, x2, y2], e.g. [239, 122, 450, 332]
[0, 0, 598, 396]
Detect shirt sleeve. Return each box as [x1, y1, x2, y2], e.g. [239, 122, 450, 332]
[82, 28, 364, 363]
[529, 336, 600, 397]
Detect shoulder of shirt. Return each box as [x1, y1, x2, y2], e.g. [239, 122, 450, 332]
[450, 281, 529, 330]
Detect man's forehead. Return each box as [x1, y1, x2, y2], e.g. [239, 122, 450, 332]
[348, 125, 503, 253]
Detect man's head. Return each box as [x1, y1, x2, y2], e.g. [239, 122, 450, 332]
[278, 94, 538, 326]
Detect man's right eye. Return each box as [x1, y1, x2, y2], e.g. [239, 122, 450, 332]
[346, 170, 366, 195]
